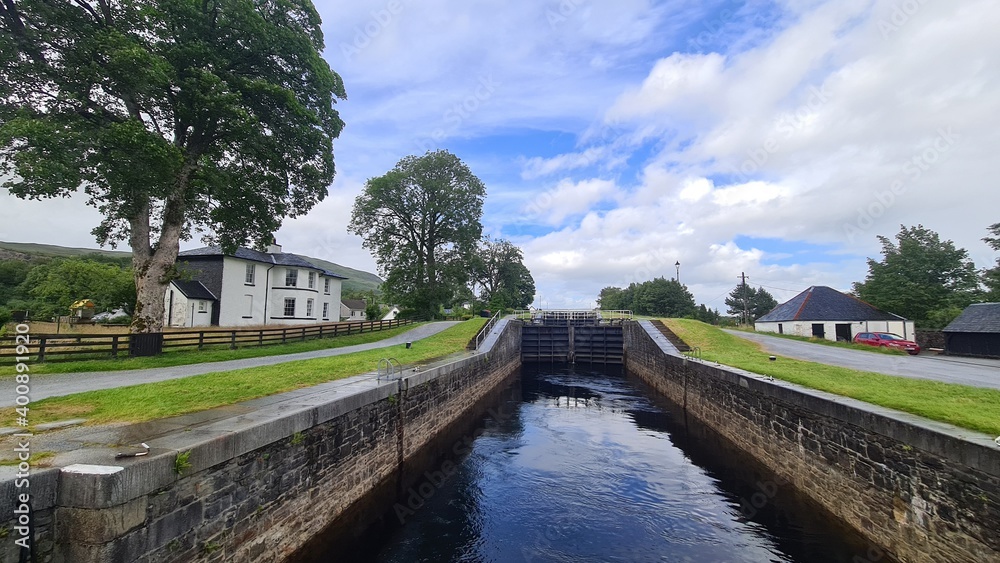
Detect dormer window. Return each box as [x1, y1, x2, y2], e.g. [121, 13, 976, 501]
[285, 269, 298, 287]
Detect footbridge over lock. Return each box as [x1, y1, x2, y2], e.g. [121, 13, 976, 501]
[516, 310, 630, 364]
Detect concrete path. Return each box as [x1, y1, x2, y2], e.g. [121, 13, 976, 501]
[725, 330, 1000, 390]
[3, 322, 460, 405]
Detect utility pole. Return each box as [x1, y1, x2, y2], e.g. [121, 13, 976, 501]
[740, 272, 749, 326]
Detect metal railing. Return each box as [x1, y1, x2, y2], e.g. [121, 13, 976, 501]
[377, 357, 402, 381]
[473, 310, 503, 350]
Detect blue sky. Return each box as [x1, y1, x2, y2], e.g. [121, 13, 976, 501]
[3, 0, 999, 311]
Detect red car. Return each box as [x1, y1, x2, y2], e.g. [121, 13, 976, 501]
[853, 332, 921, 355]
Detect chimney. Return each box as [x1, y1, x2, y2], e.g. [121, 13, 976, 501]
[266, 237, 282, 254]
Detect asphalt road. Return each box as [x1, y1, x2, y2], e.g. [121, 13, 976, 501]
[4, 322, 461, 405]
[725, 330, 1000, 390]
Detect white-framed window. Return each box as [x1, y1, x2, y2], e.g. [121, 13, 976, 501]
[285, 269, 298, 287]
[308, 272, 316, 289]
[245, 263, 255, 284]
[283, 298, 296, 317]
[324, 278, 331, 294]
[198, 301, 206, 312]
[306, 299, 314, 317]
[322, 302, 329, 319]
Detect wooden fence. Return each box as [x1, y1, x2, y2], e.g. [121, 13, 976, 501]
[0, 319, 413, 363]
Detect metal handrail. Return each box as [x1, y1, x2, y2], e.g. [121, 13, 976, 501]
[377, 357, 401, 381]
[474, 310, 503, 350]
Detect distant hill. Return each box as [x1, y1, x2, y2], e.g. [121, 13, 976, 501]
[0, 241, 132, 260]
[303, 256, 382, 295]
[0, 241, 382, 294]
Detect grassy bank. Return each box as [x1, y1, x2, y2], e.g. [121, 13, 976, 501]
[665, 318, 1000, 436]
[20, 323, 423, 375]
[31, 318, 485, 426]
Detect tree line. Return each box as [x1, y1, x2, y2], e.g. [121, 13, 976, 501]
[597, 278, 724, 324]
[0, 254, 135, 325]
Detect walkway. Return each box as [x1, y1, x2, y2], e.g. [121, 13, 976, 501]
[3, 322, 460, 405]
[725, 330, 1000, 390]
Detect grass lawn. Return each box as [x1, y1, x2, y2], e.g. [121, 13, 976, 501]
[31, 318, 486, 426]
[728, 326, 907, 356]
[665, 318, 1000, 436]
[18, 323, 424, 375]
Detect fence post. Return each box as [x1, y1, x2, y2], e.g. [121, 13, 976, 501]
[282, 329, 287, 344]
[259, 330, 264, 346]
[319, 325, 324, 339]
[230, 331, 237, 350]
[301, 327, 306, 342]
[111, 336, 119, 358]
[38, 337, 46, 362]
[198, 332, 204, 350]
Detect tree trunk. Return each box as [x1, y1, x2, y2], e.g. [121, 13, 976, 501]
[131, 245, 179, 334]
[128, 161, 194, 334]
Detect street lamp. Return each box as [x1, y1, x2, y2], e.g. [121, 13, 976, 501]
[675, 261, 680, 283]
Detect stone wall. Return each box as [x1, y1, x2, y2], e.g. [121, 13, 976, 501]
[0, 320, 521, 563]
[624, 321, 1000, 563]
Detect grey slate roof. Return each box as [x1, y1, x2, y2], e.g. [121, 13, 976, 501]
[171, 280, 217, 301]
[178, 246, 348, 279]
[943, 303, 1000, 333]
[341, 299, 367, 311]
[756, 286, 906, 323]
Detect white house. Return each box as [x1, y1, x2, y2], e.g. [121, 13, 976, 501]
[164, 243, 346, 328]
[340, 299, 367, 321]
[755, 286, 916, 342]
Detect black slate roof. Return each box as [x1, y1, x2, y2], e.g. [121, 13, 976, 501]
[342, 299, 367, 310]
[943, 303, 1000, 333]
[172, 280, 217, 301]
[178, 246, 348, 279]
[756, 286, 906, 322]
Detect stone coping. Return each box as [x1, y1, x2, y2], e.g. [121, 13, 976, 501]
[0, 319, 514, 514]
[632, 320, 1000, 478]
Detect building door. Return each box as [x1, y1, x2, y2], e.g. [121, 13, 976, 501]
[811, 323, 825, 339]
[835, 323, 852, 342]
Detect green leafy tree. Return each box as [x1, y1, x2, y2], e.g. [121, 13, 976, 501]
[470, 237, 535, 310]
[983, 223, 1000, 302]
[725, 284, 776, 325]
[852, 225, 979, 323]
[0, 0, 346, 333]
[597, 278, 694, 317]
[21, 258, 135, 319]
[349, 150, 486, 318]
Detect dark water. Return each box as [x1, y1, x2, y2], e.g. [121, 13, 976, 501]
[316, 364, 887, 563]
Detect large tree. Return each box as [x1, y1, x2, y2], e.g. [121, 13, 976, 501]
[852, 224, 979, 323]
[349, 150, 485, 318]
[0, 0, 346, 332]
[597, 278, 695, 317]
[982, 223, 1000, 302]
[725, 284, 777, 325]
[469, 236, 535, 310]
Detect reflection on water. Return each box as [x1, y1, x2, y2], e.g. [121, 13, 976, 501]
[316, 363, 885, 563]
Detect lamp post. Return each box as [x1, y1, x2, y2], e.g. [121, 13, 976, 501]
[675, 261, 680, 283]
